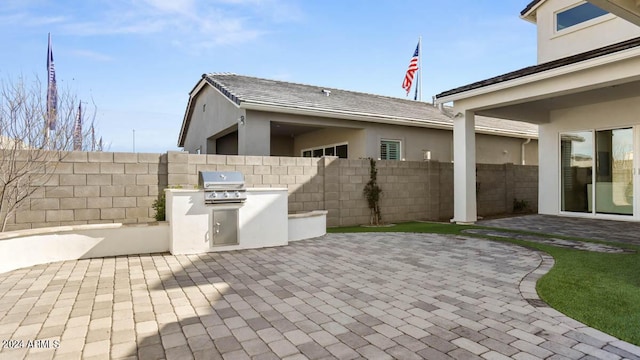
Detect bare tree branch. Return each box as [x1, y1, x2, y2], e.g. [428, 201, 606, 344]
[0, 76, 103, 232]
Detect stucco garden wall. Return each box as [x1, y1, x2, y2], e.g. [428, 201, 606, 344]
[3, 150, 538, 231]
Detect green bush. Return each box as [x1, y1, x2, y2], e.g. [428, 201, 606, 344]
[152, 193, 166, 221]
[513, 198, 530, 213]
[363, 158, 383, 225]
[153, 186, 183, 221]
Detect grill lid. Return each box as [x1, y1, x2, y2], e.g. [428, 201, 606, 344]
[199, 171, 245, 189]
[200, 171, 247, 205]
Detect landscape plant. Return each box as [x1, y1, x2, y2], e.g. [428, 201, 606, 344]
[363, 158, 382, 225]
[152, 185, 183, 221]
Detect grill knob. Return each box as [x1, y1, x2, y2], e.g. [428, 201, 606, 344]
[224, 192, 230, 198]
[235, 191, 240, 198]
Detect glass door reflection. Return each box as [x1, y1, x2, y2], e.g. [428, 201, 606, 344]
[595, 128, 633, 215]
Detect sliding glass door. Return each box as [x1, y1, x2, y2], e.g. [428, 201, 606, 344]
[561, 131, 593, 213]
[560, 127, 634, 217]
[595, 128, 633, 215]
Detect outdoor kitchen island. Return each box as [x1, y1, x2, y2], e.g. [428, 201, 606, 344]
[166, 171, 289, 255]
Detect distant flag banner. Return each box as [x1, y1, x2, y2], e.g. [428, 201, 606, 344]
[402, 42, 419, 96]
[74, 102, 82, 150]
[91, 123, 96, 151]
[46, 33, 57, 131]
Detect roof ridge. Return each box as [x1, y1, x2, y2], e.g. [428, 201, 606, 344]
[203, 73, 242, 105]
[206, 73, 436, 108]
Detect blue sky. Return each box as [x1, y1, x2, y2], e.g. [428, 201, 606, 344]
[0, 0, 537, 153]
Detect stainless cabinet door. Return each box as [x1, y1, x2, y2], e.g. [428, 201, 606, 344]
[212, 209, 238, 246]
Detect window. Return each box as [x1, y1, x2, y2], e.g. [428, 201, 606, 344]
[336, 144, 348, 158]
[556, 2, 608, 31]
[380, 140, 401, 160]
[302, 143, 348, 158]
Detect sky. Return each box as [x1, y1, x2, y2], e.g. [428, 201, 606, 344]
[0, 0, 537, 153]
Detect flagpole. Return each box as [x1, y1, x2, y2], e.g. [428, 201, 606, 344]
[45, 33, 51, 149]
[418, 36, 422, 102]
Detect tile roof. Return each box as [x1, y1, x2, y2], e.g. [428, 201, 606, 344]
[201, 73, 538, 137]
[204, 73, 446, 123]
[436, 36, 640, 99]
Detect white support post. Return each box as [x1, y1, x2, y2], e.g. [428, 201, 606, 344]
[453, 110, 477, 224]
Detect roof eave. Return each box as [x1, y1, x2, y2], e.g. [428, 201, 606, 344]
[434, 41, 640, 104]
[520, 0, 545, 21]
[178, 77, 240, 147]
[241, 101, 454, 130]
[241, 101, 537, 138]
[475, 127, 538, 139]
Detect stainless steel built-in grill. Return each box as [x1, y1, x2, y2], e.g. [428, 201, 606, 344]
[199, 171, 247, 205]
[199, 171, 247, 247]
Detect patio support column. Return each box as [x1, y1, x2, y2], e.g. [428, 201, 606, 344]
[453, 110, 477, 224]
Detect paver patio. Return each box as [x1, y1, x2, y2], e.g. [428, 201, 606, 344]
[479, 214, 640, 246]
[1, 233, 639, 359]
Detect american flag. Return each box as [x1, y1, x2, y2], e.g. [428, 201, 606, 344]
[73, 102, 82, 150]
[46, 33, 57, 131]
[402, 42, 419, 96]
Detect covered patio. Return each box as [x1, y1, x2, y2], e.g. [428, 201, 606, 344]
[435, 34, 640, 224]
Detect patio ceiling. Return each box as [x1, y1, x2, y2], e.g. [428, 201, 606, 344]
[476, 78, 640, 124]
[588, 0, 640, 26]
[270, 122, 322, 137]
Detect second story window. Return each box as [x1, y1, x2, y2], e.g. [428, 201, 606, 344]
[556, 2, 608, 31]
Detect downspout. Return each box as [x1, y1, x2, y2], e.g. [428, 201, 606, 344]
[521, 138, 532, 165]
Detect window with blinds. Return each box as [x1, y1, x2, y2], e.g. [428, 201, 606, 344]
[380, 140, 401, 160]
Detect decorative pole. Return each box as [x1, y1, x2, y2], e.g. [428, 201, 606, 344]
[418, 36, 422, 102]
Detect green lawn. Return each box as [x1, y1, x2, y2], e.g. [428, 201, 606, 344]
[329, 221, 640, 345]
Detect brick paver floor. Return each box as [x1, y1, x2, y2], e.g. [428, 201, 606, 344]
[1, 233, 639, 359]
[479, 214, 640, 246]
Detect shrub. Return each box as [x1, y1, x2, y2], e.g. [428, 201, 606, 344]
[363, 158, 383, 225]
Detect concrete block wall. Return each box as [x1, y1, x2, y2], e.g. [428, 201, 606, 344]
[514, 165, 539, 212]
[329, 159, 431, 227]
[438, 163, 455, 221]
[4, 151, 166, 232]
[432, 162, 539, 220]
[3, 149, 538, 230]
[476, 163, 511, 216]
[167, 152, 436, 226]
[166, 152, 325, 214]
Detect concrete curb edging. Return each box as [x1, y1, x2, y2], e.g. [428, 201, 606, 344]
[518, 250, 640, 358]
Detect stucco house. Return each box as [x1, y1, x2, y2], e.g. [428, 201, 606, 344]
[178, 73, 538, 164]
[435, 0, 640, 223]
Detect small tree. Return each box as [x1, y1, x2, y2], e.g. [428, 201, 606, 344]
[0, 76, 100, 231]
[363, 158, 382, 225]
